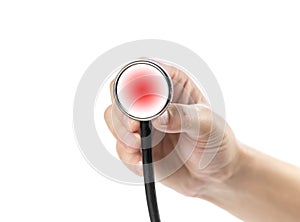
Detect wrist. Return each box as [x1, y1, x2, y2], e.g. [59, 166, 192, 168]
[196, 142, 300, 221]
[199, 142, 253, 201]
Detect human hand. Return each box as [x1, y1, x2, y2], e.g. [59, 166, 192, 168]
[104, 61, 240, 198]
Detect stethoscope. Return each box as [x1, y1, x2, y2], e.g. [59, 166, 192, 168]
[113, 59, 173, 222]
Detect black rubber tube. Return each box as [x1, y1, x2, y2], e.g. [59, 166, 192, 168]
[140, 121, 161, 222]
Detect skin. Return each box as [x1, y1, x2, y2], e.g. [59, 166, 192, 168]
[104, 61, 300, 221]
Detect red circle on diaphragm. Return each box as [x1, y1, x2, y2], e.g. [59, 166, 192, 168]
[116, 63, 170, 120]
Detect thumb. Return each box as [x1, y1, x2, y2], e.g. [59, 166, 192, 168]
[152, 103, 211, 135]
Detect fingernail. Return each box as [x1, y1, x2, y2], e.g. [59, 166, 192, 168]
[130, 118, 136, 126]
[138, 56, 149, 60]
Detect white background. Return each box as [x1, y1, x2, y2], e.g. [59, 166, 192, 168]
[1, 1, 300, 221]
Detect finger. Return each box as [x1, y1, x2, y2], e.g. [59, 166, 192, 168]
[104, 105, 141, 148]
[116, 141, 143, 176]
[118, 140, 141, 154]
[110, 79, 140, 132]
[110, 80, 115, 102]
[111, 102, 140, 133]
[152, 103, 212, 136]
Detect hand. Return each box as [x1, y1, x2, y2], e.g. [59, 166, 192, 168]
[104, 61, 240, 198]
[105, 61, 300, 221]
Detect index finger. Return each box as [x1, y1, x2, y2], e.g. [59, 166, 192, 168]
[110, 80, 115, 102]
[109, 79, 140, 133]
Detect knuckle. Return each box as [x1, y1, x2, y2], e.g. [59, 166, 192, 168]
[168, 104, 177, 118]
[198, 107, 213, 133]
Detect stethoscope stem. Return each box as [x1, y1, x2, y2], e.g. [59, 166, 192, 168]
[140, 121, 161, 222]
